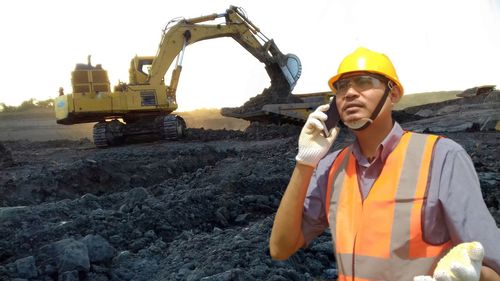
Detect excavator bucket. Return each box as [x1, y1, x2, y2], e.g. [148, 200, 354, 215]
[280, 54, 301, 90]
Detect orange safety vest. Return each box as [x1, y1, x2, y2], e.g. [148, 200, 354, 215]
[324, 132, 452, 281]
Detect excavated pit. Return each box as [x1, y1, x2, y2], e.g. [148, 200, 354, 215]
[0, 94, 498, 281]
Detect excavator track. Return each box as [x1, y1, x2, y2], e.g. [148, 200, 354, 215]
[92, 120, 125, 148]
[93, 122, 109, 148]
[159, 115, 186, 140]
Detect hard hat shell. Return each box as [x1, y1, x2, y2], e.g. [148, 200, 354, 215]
[328, 47, 404, 96]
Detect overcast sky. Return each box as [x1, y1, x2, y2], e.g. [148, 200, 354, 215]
[0, 0, 499, 111]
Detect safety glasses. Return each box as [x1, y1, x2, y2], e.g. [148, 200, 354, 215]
[333, 74, 387, 96]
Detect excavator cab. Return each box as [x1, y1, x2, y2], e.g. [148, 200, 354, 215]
[129, 56, 155, 85]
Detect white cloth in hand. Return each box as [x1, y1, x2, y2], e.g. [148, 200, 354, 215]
[414, 242, 484, 281]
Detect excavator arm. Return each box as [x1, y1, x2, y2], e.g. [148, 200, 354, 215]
[131, 6, 301, 95]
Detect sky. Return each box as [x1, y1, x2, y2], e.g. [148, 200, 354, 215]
[0, 0, 499, 111]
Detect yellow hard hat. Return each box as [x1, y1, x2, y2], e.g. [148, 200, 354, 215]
[328, 47, 404, 96]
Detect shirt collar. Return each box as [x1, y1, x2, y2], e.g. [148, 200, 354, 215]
[351, 122, 404, 166]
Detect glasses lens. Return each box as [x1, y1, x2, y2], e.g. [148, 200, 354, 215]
[334, 75, 383, 95]
[334, 79, 350, 93]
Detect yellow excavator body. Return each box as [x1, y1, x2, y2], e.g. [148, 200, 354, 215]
[55, 62, 174, 125]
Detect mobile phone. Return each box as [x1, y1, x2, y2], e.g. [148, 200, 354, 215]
[322, 97, 340, 137]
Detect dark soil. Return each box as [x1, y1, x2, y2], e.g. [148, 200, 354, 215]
[0, 97, 498, 281]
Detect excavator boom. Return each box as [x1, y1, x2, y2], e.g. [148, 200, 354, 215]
[139, 6, 301, 90]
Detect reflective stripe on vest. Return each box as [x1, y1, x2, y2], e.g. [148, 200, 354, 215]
[325, 132, 452, 281]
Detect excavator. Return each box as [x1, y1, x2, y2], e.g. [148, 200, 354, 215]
[54, 6, 303, 147]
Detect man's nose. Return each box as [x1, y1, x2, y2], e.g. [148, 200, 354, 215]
[344, 86, 359, 100]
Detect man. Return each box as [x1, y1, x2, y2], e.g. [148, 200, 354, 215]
[269, 47, 499, 281]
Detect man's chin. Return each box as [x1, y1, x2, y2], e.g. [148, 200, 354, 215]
[344, 118, 373, 130]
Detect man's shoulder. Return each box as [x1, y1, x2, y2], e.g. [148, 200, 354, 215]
[408, 131, 465, 153]
[406, 132, 468, 160]
[434, 137, 465, 153]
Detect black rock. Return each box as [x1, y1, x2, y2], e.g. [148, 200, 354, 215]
[14, 256, 37, 279]
[82, 234, 116, 263]
[58, 270, 78, 281]
[51, 239, 90, 273]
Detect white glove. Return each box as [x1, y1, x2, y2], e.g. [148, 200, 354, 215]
[295, 104, 340, 167]
[414, 242, 484, 281]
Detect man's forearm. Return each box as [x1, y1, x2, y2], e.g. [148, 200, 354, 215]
[269, 163, 314, 260]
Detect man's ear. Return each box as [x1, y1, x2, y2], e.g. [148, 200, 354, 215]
[390, 86, 402, 104]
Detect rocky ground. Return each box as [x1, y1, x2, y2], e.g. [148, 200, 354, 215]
[0, 94, 498, 281]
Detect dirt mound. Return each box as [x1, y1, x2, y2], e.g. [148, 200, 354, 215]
[220, 71, 304, 120]
[398, 91, 500, 133]
[244, 122, 301, 140]
[236, 85, 303, 112]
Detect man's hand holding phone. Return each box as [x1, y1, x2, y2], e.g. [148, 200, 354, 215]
[295, 98, 340, 167]
[321, 97, 341, 137]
